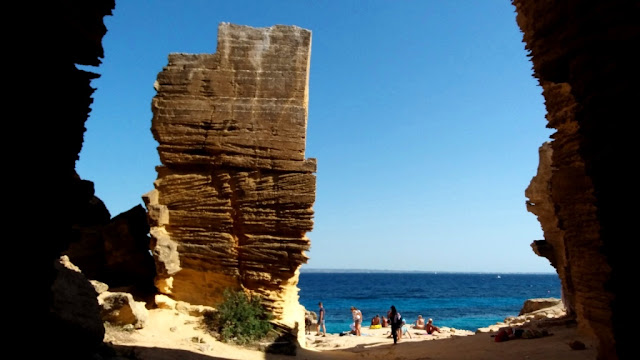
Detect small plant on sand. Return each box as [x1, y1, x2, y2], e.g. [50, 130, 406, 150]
[203, 288, 274, 345]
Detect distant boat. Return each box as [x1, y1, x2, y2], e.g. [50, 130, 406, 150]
[496, 275, 501, 279]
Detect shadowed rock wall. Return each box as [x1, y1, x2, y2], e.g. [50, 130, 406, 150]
[26, 0, 116, 358]
[515, 1, 638, 358]
[145, 23, 316, 341]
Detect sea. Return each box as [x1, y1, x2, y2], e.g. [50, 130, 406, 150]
[297, 271, 561, 334]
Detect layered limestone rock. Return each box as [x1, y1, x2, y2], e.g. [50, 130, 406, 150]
[515, 1, 637, 358]
[525, 140, 576, 318]
[476, 298, 567, 334]
[524, 83, 608, 345]
[145, 23, 315, 344]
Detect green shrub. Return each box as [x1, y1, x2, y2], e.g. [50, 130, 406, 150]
[203, 288, 274, 345]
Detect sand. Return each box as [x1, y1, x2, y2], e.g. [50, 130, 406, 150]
[103, 307, 598, 359]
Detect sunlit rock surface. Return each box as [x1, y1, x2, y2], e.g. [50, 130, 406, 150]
[146, 23, 316, 344]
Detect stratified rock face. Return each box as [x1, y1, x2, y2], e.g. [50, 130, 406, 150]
[145, 23, 315, 338]
[515, 1, 638, 359]
[151, 22, 314, 171]
[526, 141, 576, 318]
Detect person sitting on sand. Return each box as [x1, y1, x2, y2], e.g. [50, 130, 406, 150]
[381, 315, 389, 327]
[413, 315, 425, 329]
[425, 318, 441, 334]
[370, 314, 381, 329]
[400, 319, 412, 339]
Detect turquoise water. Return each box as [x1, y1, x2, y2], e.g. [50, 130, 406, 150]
[297, 272, 560, 334]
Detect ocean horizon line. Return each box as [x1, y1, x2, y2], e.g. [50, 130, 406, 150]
[300, 268, 557, 275]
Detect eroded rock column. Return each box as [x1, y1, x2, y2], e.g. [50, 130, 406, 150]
[144, 23, 315, 341]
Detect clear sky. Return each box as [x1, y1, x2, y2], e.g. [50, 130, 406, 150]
[77, 0, 555, 274]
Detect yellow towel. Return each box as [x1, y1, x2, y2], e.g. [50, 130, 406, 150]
[370, 324, 382, 329]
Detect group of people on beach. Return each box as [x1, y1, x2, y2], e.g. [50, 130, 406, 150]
[412, 314, 441, 334]
[384, 305, 441, 344]
[380, 306, 442, 344]
[315, 302, 440, 344]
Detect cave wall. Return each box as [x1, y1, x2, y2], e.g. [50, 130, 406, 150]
[515, 1, 638, 359]
[28, 0, 116, 358]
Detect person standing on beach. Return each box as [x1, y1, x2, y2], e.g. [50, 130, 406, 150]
[389, 305, 402, 344]
[351, 306, 363, 336]
[316, 302, 326, 336]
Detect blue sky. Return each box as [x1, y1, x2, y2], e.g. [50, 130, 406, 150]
[77, 1, 555, 273]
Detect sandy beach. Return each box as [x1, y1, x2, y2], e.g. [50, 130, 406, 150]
[104, 306, 597, 360]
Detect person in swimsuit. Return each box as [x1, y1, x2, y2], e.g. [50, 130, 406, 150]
[351, 306, 363, 336]
[370, 314, 381, 329]
[425, 318, 441, 334]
